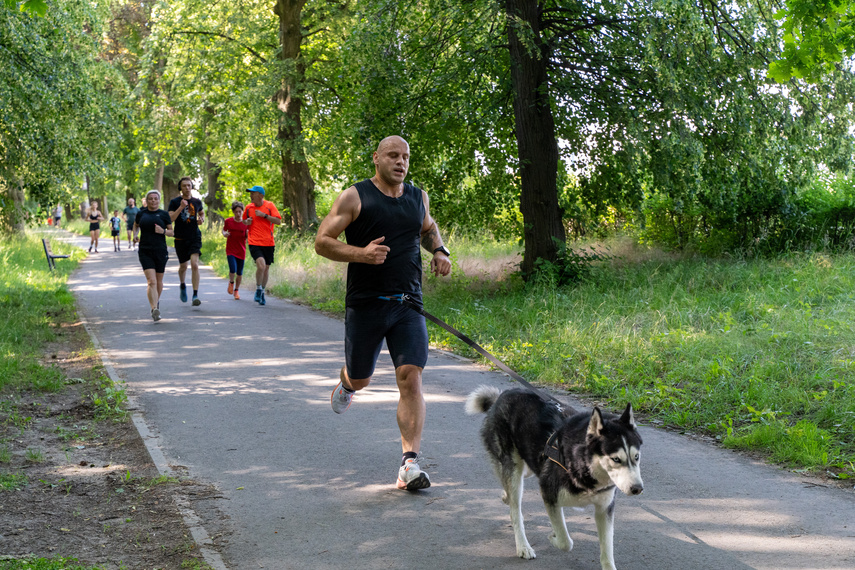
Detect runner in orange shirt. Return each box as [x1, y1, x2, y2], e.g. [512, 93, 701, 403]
[243, 186, 281, 306]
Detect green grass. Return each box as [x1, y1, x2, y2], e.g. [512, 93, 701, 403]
[25, 448, 45, 463]
[145, 473, 180, 488]
[0, 471, 28, 491]
[0, 233, 80, 393]
[199, 227, 855, 479]
[425, 249, 855, 480]
[0, 557, 102, 570]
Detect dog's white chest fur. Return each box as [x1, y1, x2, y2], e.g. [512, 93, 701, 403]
[556, 485, 617, 509]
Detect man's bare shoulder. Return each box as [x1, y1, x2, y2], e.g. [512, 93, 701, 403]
[335, 185, 362, 211]
[317, 185, 361, 239]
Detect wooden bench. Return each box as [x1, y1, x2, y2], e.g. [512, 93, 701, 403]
[42, 238, 70, 272]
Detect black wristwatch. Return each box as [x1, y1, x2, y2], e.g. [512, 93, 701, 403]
[433, 245, 450, 256]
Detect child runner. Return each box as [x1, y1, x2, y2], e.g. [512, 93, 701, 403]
[110, 210, 122, 251]
[222, 201, 248, 300]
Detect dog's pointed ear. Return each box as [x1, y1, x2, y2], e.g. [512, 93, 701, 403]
[619, 403, 637, 429]
[587, 407, 605, 437]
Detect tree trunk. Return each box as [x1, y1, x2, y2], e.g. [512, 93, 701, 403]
[204, 154, 226, 227]
[1, 182, 27, 234]
[162, 162, 181, 203]
[162, 177, 179, 203]
[154, 155, 164, 192]
[503, 0, 564, 278]
[274, 0, 317, 231]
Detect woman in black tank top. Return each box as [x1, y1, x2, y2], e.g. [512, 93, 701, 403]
[87, 200, 104, 252]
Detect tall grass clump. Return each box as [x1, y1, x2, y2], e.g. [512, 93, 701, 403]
[0, 233, 80, 392]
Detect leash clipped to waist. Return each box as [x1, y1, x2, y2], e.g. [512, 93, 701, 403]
[379, 293, 566, 413]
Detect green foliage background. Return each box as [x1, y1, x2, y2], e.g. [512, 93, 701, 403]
[5, 0, 855, 255]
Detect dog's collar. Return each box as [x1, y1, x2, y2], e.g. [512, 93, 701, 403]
[543, 431, 567, 473]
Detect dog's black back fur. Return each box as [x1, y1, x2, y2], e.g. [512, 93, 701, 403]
[478, 388, 642, 506]
[480, 389, 562, 477]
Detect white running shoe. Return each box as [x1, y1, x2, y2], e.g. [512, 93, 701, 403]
[151, 308, 161, 322]
[397, 456, 431, 491]
[330, 367, 354, 414]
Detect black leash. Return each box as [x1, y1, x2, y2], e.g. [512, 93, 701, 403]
[379, 293, 566, 413]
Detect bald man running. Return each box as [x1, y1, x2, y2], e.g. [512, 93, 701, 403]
[315, 135, 452, 490]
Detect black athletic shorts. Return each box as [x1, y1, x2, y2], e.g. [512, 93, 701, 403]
[345, 298, 428, 380]
[249, 244, 275, 266]
[89, 222, 100, 232]
[139, 248, 168, 273]
[174, 237, 202, 264]
[111, 230, 119, 237]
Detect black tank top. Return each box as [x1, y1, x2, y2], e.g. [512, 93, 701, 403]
[344, 179, 425, 306]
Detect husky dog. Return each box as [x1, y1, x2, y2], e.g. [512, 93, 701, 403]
[465, 386, 643, 570]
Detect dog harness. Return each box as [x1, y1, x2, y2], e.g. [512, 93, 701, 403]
[544, 431, 617, 494]
[544, 431, 567, 472]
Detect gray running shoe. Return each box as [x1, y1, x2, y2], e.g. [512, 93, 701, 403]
[151, 308, 161, 322]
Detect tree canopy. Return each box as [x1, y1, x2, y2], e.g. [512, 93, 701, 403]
[769, 0, 855, 82]
[1, 0, 125, 227]
[4, 0, 855, 268]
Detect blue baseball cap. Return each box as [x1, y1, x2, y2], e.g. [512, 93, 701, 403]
[247, 185, 265, 195]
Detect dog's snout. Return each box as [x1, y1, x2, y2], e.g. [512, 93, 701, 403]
[630, 484, 643, 495]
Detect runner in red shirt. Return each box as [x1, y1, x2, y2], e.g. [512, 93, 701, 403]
[243, 186, 281, 306]
[222, 201, 249, 300]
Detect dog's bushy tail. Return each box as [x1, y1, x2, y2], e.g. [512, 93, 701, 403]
[465, 385, 502, 415]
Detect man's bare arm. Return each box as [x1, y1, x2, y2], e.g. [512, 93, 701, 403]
[420, 219, 443, 253]
[420, 190, 451, 277]
[315, 187, 389, 265]
[419, 190, 444, 251]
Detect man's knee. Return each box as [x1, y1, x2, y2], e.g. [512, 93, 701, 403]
[349, 377, 371, 390]
[396, 366, 423, 395]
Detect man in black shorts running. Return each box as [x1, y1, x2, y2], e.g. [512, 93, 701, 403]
[243, 186, 281, 306]
[123, 197, 140, 250]
[168, 177, 205, 306]
[315, 135, 451, 490]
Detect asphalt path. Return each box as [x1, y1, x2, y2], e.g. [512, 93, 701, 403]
[56, 229, 854, 569]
